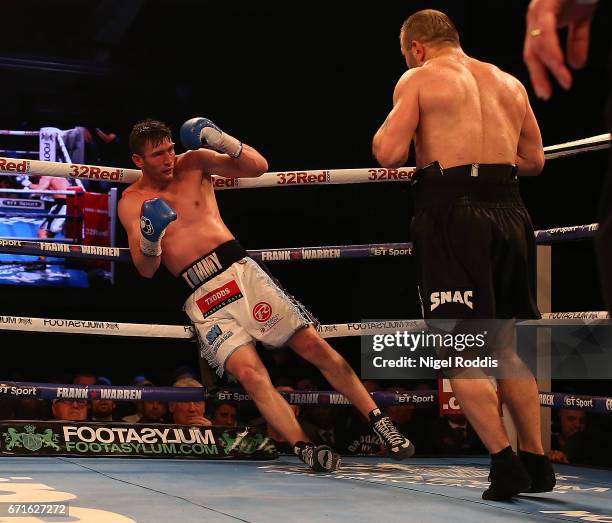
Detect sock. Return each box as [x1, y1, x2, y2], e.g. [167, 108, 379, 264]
[518, 450, 547, 464]
[368, 408, 382, 422]
[491, 445, 515, 464]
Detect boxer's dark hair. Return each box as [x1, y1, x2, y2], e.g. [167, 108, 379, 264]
[129, 118, 173, 155]
[401, 9, 460, 49]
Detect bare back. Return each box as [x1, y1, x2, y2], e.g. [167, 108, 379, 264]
[415, 55, 526, 168]
[120, 152, 234, 276]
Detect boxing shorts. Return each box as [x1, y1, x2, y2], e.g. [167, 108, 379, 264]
[181, 240, 316, 376]
[411, 162, 540, 319]
[39, 201, 67, 234]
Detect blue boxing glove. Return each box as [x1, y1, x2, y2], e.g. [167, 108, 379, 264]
[139, 198, 177, 257]
[180, 117, 243, 158]
[15, 175, 31, 188]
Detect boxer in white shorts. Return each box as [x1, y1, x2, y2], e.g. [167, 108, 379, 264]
[182, 244, 314, 376]
[119, 118, 414, 473]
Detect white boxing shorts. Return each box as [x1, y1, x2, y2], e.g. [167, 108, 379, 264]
[181, 240, 315, 376]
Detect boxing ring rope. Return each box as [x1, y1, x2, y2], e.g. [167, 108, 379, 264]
[0, 131, 609, 456]
[1, 133, 609, 188]
[1, 381, 610, 414]
[0, 189, 79, 195]
[0, 130, 40, 136]
[0, 150, 38, 156]
[0, 312, 607, 339]
[0, 223, 599, 262]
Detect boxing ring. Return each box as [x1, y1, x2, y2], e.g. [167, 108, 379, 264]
[0, 132, 611, 522]
[0, 127, 118, 287]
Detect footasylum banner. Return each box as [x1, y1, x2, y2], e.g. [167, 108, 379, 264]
[0, 421, 277, 460]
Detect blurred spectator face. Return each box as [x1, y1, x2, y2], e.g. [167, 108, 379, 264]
[171, 401, 206, 425]
[212, 404, 238, 427]
[142, 401, 168, 422]
[91, 399, 114, 417]
[560, 410, 586, 438]
[53, 399, 88, 421]
[73, 374, 96, 386]
[295, 378, 317, 390]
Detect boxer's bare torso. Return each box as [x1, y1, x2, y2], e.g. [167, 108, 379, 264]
[118, 140, 266, 277]
[374, 47, 543, 175]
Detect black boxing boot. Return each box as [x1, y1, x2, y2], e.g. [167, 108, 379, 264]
[482, 446, 532, 501]
[518, 450, 556, 493]
[369, 408, 415, 460]
[294, 441, 341, 472]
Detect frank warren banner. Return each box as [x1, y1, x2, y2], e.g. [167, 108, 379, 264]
[0, 421, 277, 460]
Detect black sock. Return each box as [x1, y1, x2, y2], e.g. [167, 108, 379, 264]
[519, 450, 550, 470]
[368, 408, 382, 422]
[491, 445, 515, 464]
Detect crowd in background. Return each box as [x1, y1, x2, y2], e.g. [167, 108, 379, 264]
[2, 363, 610, 466]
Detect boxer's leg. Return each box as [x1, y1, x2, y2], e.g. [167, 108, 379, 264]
[224, 341, 340, 471]
[225, 343, 309, 444]
[288, 325, 415, 459]
[288, 326, 377, 415]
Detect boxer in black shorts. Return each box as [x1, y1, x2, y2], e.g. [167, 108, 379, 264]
[372, 10, 555, 500]
[411, 162, 539, 320]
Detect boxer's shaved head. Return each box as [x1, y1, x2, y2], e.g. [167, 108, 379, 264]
[400, 9, 460, 51]
[130, 119, 173, 155]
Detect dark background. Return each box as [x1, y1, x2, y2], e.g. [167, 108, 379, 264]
[1, 0, 610, 388]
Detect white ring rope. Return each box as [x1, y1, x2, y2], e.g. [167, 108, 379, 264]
[1, 133, 609, 188]
[0, 130, 40, 136]
[542, 133, 610, 160]
[0, 189, 79, 195]
[0, 313, 607, 338]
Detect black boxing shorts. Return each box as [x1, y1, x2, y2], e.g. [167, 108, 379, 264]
[410, 162, 540, 320]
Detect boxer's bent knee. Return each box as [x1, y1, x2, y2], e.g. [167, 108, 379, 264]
[231, 364, 271, 392]
[289, 328, 329, 360]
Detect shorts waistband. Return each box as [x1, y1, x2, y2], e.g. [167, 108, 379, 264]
[412, 161, 522, 208]
[179, 240, 248, 294]
[413, 161, 518, 181]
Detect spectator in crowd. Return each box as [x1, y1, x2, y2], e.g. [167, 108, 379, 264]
[294, 377, 319, 391]
[550, 409, 612, 466]
[211, 401, 239, 427]
[122, 379, 169, 424]
[428, 412, 486, 456]
[52, 399, 88, 421]
[89, 377, 117, 422]
[73, 372, 97, 386]
[169, 378, 211, 426]
[549, 409, 587, 463]
[172, 365, 198, 383]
